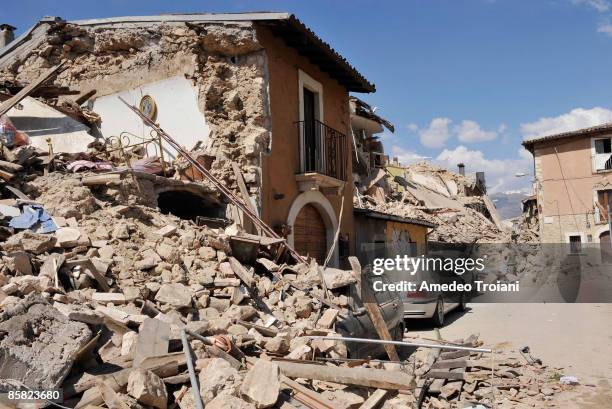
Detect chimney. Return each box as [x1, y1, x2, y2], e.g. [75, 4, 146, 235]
[457, 163, 465, 176]
[0, 24, 16, 48]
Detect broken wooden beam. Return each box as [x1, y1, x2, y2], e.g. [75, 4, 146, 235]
[274, 360, 414, 390]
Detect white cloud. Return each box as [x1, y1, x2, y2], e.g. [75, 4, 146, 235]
[435, 145, 532, 193]
[407, 123, 419, 132]
[572, 0, 610, 12]
[498, 123, 508, 133]
[419, 117, 452, 148]
[520, 107, 612, 140]
[455, 120, 498, 143]
[597, 22, 612, 35]
[390, 145, 432, 164]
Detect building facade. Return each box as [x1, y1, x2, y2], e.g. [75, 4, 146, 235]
[523, 125, 612, 258]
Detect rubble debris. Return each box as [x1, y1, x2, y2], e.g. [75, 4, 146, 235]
[127, 368, 168, 409]
[240, 359, 280, 408]
[0, 18, 570, 409]
[0, 295, 91, 389]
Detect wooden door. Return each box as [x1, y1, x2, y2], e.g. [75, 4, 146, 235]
[294, 204, 327, 264]
[601, 231, 612, 263]
[303, 87, 318, 172]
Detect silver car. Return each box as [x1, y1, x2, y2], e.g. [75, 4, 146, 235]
[399, 256, 472, 327]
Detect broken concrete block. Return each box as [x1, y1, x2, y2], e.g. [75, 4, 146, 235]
[121, 331, 138, 356]
[322, 390, 365, 409]
[240, 359, 280, 408]
[322, 268, 356, 289]
[2, 231, 57, 255]
[112, 223, 130, 239]
[52, 301, 104, 325]
[3, 251, 32, 275]
[134, 318, 170, 366]
[92, 292, 127, 304]
[316, 308, 339, 329]
[199, 358, 243, 403]
[198, 246, 216, 261]
[0, 296, 91, 389]
[55, 227, 81, 248]
[263, 337, 289, 354]
[127, 368, 168, 409]
[294, 296, 313, 318]
[154, 283, 192, 308]
[440, 381, 462, 400]
[154, 225, 177, 238]
[98, 244, 115, 260]
[156, 242, 179, 263]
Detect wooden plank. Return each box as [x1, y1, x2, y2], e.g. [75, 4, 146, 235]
[0, 169, 14, 182]
[133, 317, 171, 366]
[275, 360, 414, 390]
[351, 256, 399, 361]
[359, 389, 388, 409]
[280, 375, 337, 409]
[0, 160, 23, 172]
[228, 256, 255, 287]
[82, 173, 122, 186]
[439, 349, 470, 360]
[0, 63, 64, 116]
[363, 302, 400, 362]
[231, 161, 258, 216]
[424, 369, 466, 381]
[430, 358, 467, 370]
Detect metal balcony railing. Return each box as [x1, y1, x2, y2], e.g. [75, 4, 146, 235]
[296, 119, 348, 181]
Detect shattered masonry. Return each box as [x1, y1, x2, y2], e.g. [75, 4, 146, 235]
[0, 19, 272, 212]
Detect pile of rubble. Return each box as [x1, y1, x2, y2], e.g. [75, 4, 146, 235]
[0, 137, 576, 409]
[356, 161, 514, 244]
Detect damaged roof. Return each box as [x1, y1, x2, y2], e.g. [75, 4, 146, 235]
[354, 207, 436, 228]
[522, 122, 612, 151]
[350, 96, 394, 132]
[0, 12, 375, 93]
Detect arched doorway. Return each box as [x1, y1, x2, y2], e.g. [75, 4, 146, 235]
[294, 204, 327, 264]
[286, 191, 339, 266]
[157, 189, 224, 221]
[600, 230, 611, 263]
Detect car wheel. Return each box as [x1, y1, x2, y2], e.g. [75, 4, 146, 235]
[431, 297, 445, 327]
[458, 292, 467, 312]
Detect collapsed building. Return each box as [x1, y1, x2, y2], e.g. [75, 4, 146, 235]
[0, 12, 581, 409]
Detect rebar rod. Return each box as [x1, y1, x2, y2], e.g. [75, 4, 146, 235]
[305, 335, 492, 353]
[118, 96, 306, 263]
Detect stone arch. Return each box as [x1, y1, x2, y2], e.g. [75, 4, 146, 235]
[287, 191, 338, 266]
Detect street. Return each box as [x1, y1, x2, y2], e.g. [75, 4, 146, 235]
[405, 303, 612, 408]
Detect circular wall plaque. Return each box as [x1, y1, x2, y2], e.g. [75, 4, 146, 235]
[139, 95, 157, 121]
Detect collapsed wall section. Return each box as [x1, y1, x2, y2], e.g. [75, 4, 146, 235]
[0, 19, 272, 213]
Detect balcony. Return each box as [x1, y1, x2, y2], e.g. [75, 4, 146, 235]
[295, 120, 348, 194]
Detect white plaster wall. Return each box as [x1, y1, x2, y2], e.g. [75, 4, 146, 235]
[92, 75, 210, 159]
[8, 97, 95, 153]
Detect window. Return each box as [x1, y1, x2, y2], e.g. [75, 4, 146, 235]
[594, 138, 612, 171]
[597, 189, 612, 222]
[595, 138, 612, 154]
[569, 235, 582, 254]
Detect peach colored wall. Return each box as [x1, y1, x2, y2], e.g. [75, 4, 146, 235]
[256, 26, 355, 256]
[535, 137, 612, 217]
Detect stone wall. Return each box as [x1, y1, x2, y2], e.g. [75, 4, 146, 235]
[0, 20, 272, 211]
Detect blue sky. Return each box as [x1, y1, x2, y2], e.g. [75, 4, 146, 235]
[6, 0, 612, 192]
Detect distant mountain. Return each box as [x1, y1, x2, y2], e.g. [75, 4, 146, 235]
[489, 192, 526, 220]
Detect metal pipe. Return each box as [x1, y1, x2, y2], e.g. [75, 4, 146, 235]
[118, 96, 306, 264]
[180, 329, 204, 409]
[305, 335, 492, 353]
